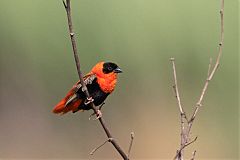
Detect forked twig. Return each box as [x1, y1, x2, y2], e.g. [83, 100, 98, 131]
[90, 138, 113, 155]
[187, 0, 224, 136]
[172, 0, 224, 159]
[173, 137, 198, 160]
[62, 0, 128, 159]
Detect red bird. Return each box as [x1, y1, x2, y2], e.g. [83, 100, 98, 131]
[52, 62, 122, 115]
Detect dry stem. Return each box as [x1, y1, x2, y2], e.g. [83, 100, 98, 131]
[172, 0, 224, 159]
[127, 132, 135, 159]
[170, 58, 188, 159]
[62, 0, 128, 159]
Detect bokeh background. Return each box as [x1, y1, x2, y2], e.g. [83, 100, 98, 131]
[0, 0, 239, 159]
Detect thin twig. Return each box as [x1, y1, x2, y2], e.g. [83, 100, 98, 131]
[170, 58, 187, 117]
[187, 0, 224, 135]
[173, 137, 198, 160]
[90, 138, 113, 155]
[62, 1, 128, 159]
[127, 132, 134, 159]
[172, 0, 224, 159]
[170, 58, 188, 159]
[190, 150, 197, 160]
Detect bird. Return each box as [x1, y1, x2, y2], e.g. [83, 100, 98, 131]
[52, 61, 122, 116]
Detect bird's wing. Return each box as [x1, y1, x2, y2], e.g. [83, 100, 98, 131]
[52, 73, 96, 114]
[74, 73, 96, 92]
[65, 73, 96, 106]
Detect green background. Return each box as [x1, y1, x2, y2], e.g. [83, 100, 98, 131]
[0, 0, 239, 159]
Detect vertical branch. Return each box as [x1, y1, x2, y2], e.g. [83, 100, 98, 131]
[62, 1, 129, 159]
[127, 132, 135, 159]
[170, 58, 188, 160]
[187, 0, 224, 134]
[172, 0, 224, 159]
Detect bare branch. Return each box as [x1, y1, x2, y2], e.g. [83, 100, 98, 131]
[173, 137, 198, 160]
[170, 58, 187, 116]
[171, 1, 224, 159]
[170, 58, 188, 159]
[90, 138, 113, 155]
[127, 132, 135, 159]
[187, 0, 225, 135]
[62, 0, 128, 159]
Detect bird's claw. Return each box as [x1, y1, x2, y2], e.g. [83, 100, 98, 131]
[84, 97, 94, 105]
[89, 110, 102, 120]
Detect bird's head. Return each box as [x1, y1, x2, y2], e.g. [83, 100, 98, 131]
[91, 61, 122, 93]
[102, 62, 122, 74]
[91, 61, 122, 77]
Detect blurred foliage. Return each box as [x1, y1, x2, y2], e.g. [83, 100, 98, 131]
[0, 0, 239, 159]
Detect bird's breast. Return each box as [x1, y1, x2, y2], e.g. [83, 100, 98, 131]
[97, 74, 117, 93]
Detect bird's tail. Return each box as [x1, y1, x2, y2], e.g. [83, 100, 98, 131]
[52, 88, 82, 114]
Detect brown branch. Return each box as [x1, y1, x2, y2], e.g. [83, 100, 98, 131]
[90, 138, 113, 155]
[62, 1, 128, 159]
[172, 0, 224, 159]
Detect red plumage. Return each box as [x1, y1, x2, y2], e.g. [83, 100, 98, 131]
[52, 62, 122, 115]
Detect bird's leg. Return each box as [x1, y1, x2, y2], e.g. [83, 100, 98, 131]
[89, 109, 102, 120]
[89, 102, 105, 120]
[84, 97, 94, 105]
[95, 109, 102, 120]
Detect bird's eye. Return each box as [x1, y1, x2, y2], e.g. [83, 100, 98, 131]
[108, 67, 112, 71]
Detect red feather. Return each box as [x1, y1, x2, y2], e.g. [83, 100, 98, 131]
[52, 86, 82, 114]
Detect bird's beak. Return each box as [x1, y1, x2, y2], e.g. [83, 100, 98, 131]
[114, 67, 123, 73]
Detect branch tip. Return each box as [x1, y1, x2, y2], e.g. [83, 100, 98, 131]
[190, 150, 197, 160]
[131, 132, 135, 138]
[127, 132, 135, 159]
